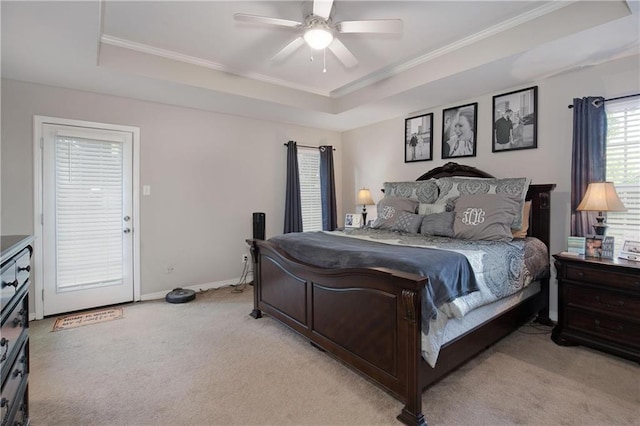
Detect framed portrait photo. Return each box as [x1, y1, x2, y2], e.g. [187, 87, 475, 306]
[441, 103, 477, 159]
[404, 113, 433, 163]
[344, 213, 363, 228]
[492, 86, 538, 153]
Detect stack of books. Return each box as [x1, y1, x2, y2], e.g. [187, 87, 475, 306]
[567, 236, 586, 255]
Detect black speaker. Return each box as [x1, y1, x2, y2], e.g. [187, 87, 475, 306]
[253, 212, 266, 240]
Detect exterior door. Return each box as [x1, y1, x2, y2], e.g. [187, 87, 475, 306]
[42, 123, 134, 315]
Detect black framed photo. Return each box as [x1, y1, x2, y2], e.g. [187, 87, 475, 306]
[404, 113, 433, 163]
[441, 103, 477, 159]
[492, 86, 538, 152]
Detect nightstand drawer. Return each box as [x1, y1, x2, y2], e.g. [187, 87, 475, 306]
[566, 285, 640, 320]
[565, 264, 640, 292]
[566, 309, 640, 348]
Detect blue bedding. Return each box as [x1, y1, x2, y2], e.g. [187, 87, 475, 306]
[269, 231, 479, 332]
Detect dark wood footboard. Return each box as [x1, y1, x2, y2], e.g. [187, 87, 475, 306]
[249, 239, 428, 425]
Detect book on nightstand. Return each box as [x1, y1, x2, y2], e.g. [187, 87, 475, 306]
[567, 236, 586, 255]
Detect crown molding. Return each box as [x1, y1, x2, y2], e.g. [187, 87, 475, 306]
[330, 0, 576, 98]
[100, 34, 332, 97]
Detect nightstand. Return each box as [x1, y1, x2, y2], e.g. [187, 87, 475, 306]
[552, 253, 640, 363]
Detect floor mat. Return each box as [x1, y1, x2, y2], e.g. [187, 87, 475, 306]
[52, 307, 123, 331]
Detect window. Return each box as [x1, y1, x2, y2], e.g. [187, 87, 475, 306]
[298, 148, 322, 231]
[605, 97, 640, 253]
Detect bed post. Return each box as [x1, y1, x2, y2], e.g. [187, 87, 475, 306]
[397, 289, 427, 426]
[525, 184, 556, 325]
[247, 239, 262, 319]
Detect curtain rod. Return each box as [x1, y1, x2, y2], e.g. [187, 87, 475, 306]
[567, 93, 640, 109]
[283, 142, 336, 151]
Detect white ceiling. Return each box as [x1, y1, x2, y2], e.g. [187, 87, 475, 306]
[2, 1, 639, 131]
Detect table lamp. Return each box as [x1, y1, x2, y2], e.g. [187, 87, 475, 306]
[576, 182, 626, 235]
[357, 188, 375, 224]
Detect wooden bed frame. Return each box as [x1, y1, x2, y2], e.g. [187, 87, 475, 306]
[247, 163, 555, 425]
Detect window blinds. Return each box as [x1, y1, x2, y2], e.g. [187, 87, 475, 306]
[606, 97, 640, 252]
[55, 135, 124, 290]
[297, 149, 323, 232]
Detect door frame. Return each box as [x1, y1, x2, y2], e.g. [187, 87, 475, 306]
[33, 115, 141, 320]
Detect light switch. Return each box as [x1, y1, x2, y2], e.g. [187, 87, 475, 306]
[143, 185, 151, 196]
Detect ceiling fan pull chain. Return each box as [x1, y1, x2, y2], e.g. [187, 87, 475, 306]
[323, 48, 327, 73]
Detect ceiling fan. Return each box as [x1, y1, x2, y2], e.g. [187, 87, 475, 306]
[234, 0, 403, 70]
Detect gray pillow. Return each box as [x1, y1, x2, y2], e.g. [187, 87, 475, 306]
[435, 177, 530, 229]
[453, 194, 521, 241]
[372, 197, 419, 230]
[383, 180, 438, 203]
[390, 212, 423, 234]
[420, 212, 455, 237]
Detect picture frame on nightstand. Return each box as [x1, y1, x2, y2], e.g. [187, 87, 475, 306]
[585, 236, 603, 257]
[585, 235, 615, 259]
[619, 240, 640, 262]
[600, 236, 615, 259]
[345, 213, 363, 228]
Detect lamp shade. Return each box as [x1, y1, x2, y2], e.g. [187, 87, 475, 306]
[576, 182, 626, 212]
[357, 188, 375, 205]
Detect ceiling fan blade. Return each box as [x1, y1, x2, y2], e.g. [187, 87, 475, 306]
[328, 38, 358, 68]
[313, 0, 334, 20]
[234, 13, 302, 28]
[271, 37, 306, 63]
[338, 19, 403, 34]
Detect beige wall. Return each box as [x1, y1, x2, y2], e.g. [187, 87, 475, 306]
[341, 54, 640, 320]
[1, 79, 342, 301]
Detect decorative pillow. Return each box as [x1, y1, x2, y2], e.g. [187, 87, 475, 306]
[512, 201, 532, 239]
[372, 197, 419, 231]
[435, 177, 530, 229]
[418, 203, 446, 216]
[420, 212, 455, 237]
[383, 180, 438, 203]
[453, 194, 521, 241]
[390, 212, 423, 234]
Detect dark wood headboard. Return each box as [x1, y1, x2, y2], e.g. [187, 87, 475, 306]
[416, 162, 495, 179]
[414, 162, 555, 249]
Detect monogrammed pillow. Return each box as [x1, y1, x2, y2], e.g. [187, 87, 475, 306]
[372, 197, 419, 231]
[453, 194, 520, 241]
[436, 177, 530, 230]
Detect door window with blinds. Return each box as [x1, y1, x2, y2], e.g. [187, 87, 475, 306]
[605, 97, 640, 253]
[55, 135, 125, 289]
[298, 148, 323, 232]
[42, 123, 134, 315]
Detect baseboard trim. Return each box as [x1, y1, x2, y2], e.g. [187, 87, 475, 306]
[139, 274, 253, 302]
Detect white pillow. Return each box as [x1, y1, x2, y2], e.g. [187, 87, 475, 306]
[418, 203, 447, 216]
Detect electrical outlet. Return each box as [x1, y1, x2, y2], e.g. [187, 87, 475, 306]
[241, 254, 249, 263]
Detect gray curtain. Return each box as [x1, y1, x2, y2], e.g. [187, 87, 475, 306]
[571, 97, 606, 236]
[319, 146, 337, 231]
[284, 141, 303, 233]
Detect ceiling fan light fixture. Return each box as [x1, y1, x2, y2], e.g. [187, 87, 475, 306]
[304, 27, 333, 50]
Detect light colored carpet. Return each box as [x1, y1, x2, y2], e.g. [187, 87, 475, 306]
[29, 288, 639, 425]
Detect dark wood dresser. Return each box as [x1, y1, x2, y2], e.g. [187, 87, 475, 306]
[552, 253, 640, 363]
[1, 235, 33, 426]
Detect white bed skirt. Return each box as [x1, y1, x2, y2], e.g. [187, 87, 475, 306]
[422, 281, 541, 367]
